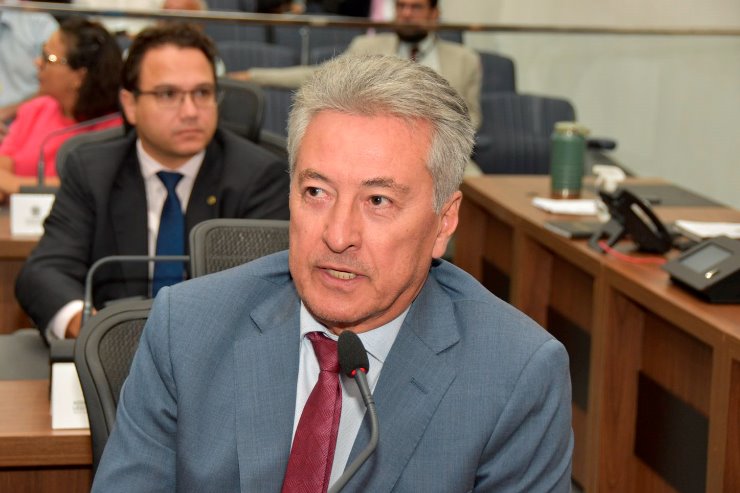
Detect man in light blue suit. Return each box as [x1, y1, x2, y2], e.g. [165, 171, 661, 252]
[93, 53, 573, 492]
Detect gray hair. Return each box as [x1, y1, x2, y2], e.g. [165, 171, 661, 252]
[287, 54, 475, 213]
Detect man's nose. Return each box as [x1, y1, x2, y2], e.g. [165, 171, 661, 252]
[322, 199, 361, 253]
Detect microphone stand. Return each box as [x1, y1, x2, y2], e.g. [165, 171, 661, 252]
[82, 254, 190, 324]
[328, 368, 379, 493]
[330, 331, 380, 493]
[31, 112, 121, 190]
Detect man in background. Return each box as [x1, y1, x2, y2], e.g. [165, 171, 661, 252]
[232, 0, 482, 129]
[92, 53, 571, 492]
[16, 23, 290, 341]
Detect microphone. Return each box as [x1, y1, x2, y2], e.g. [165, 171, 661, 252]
[34, 112, 122, 189]
[329, 331, 379, 493]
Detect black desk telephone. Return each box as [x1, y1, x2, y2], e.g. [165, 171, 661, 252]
[589, 188, 673, 254]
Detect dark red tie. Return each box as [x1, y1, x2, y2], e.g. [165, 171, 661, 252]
[282, 332, 342, 493]
[410, 44, 419, 61]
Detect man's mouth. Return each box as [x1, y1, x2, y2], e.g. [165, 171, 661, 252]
[327, 269, 357, 280]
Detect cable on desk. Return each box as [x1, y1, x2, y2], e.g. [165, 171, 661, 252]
[598, 240, 668, 265]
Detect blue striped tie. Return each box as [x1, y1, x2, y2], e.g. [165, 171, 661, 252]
[152, 171, 185, 296]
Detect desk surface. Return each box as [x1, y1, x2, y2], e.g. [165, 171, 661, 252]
[460, 176, 740, 340]
[0, 208, 39, 260]
[0, 379, 91, 467]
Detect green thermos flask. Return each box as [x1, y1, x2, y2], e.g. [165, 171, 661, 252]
[550, 122, 589, 199]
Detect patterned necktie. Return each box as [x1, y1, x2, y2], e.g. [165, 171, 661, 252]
[410, 44, 419, 62]
[282, 332, 342, 493]
[152, 171, 185, 296]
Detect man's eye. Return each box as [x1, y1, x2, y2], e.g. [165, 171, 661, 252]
[306, 187, 324, 197]
[193, 88, 214, 100]
[157, 89, 179, 101]
[369, 195, 390, 206]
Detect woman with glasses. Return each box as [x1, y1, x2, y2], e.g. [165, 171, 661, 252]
[0, 17, 123, 201]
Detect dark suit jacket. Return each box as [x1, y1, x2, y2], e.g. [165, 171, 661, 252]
[15, 128, 290, 333]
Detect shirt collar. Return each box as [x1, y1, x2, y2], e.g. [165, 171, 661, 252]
[136, 138, 205, 180]
[299, 302, 408, 365]
[399, 33, 437, 58]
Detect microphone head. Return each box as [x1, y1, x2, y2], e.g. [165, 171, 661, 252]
[338, 330, 370, 378]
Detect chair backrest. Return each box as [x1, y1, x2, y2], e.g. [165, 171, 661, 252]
[203, 0, 264, 43]
[309, 43, 349, 65]
[216, 41, 297, 137]
[56, 126, 126, 179]
[218, 77, 265, 142]
[479, 51, 517, 94]
[74, 298, 153, 474]
[474, 93, 576, 174]
[217, 40, 298, 72]
[262, 87, 294, 137]
[189, 218, 290, 277]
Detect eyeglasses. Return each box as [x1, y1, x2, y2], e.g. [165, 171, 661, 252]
[133, 85, 223, 109]
[39, 48, 68, 66]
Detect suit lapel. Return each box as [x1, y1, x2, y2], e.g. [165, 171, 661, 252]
[110, 146, 148, 286]
[234, 281, 302, 490]
[345, 271, 460, 490]
[436, 41, 462, 94]
[185, 137, 224, 240]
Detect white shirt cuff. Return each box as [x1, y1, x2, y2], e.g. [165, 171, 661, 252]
[46, 300, 84, 340]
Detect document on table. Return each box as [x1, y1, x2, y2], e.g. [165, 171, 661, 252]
[532, 197, 598, 216]
[674, 220, 740, 241]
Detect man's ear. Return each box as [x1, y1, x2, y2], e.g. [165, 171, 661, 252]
[432, 191, 461, 259]
[119, 89, 137, 126]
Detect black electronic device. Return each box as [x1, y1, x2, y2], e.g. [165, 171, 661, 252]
[662, 236, 740, 303]
[589, 188, 673, 254]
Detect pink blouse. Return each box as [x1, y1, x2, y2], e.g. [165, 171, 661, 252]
[0, 96, 123, 177]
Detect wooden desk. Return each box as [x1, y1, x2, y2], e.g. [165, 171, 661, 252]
[0, 209, 38, 333]
[0, 380, 91, 492]
[454, 176, 740, 493]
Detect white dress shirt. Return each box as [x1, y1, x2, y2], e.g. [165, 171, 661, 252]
[397, 34, 441, 73]
[294, 302, 407, 487]
[46, 140, 205, 339]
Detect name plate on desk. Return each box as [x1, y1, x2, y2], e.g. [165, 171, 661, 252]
[51, 362, 90, 430]
[10, 193, 55, 236]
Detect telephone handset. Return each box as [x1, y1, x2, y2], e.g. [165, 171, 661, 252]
[589, 188, 673, 254]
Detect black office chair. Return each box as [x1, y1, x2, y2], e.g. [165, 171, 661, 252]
[479, 51, 517, 93]
[217, 41, 298, 137]
[189, 218, 290, 277]
[218, 77, 265, 143]
[55, 126, 126, 180]
[474, 92, 576, 174]
[74, 298, 153, 474]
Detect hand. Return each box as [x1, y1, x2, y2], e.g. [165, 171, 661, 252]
[65, 310, 84, 339]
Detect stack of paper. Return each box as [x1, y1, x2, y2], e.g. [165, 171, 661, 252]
[532, 197, 598, 216]
[674, 220, 740, 241]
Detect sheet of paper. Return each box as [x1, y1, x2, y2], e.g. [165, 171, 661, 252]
[532, 197, 598, 216]
[674, 220, 740, 240]
[51, 363, 90, 430]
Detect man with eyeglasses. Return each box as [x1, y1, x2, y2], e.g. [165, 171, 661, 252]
[234, 0, 482, 130]
[16, 23, 290, 341]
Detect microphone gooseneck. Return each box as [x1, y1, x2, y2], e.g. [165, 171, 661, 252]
[36, 112, 121, 186]
[329, 331, 379, 493]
